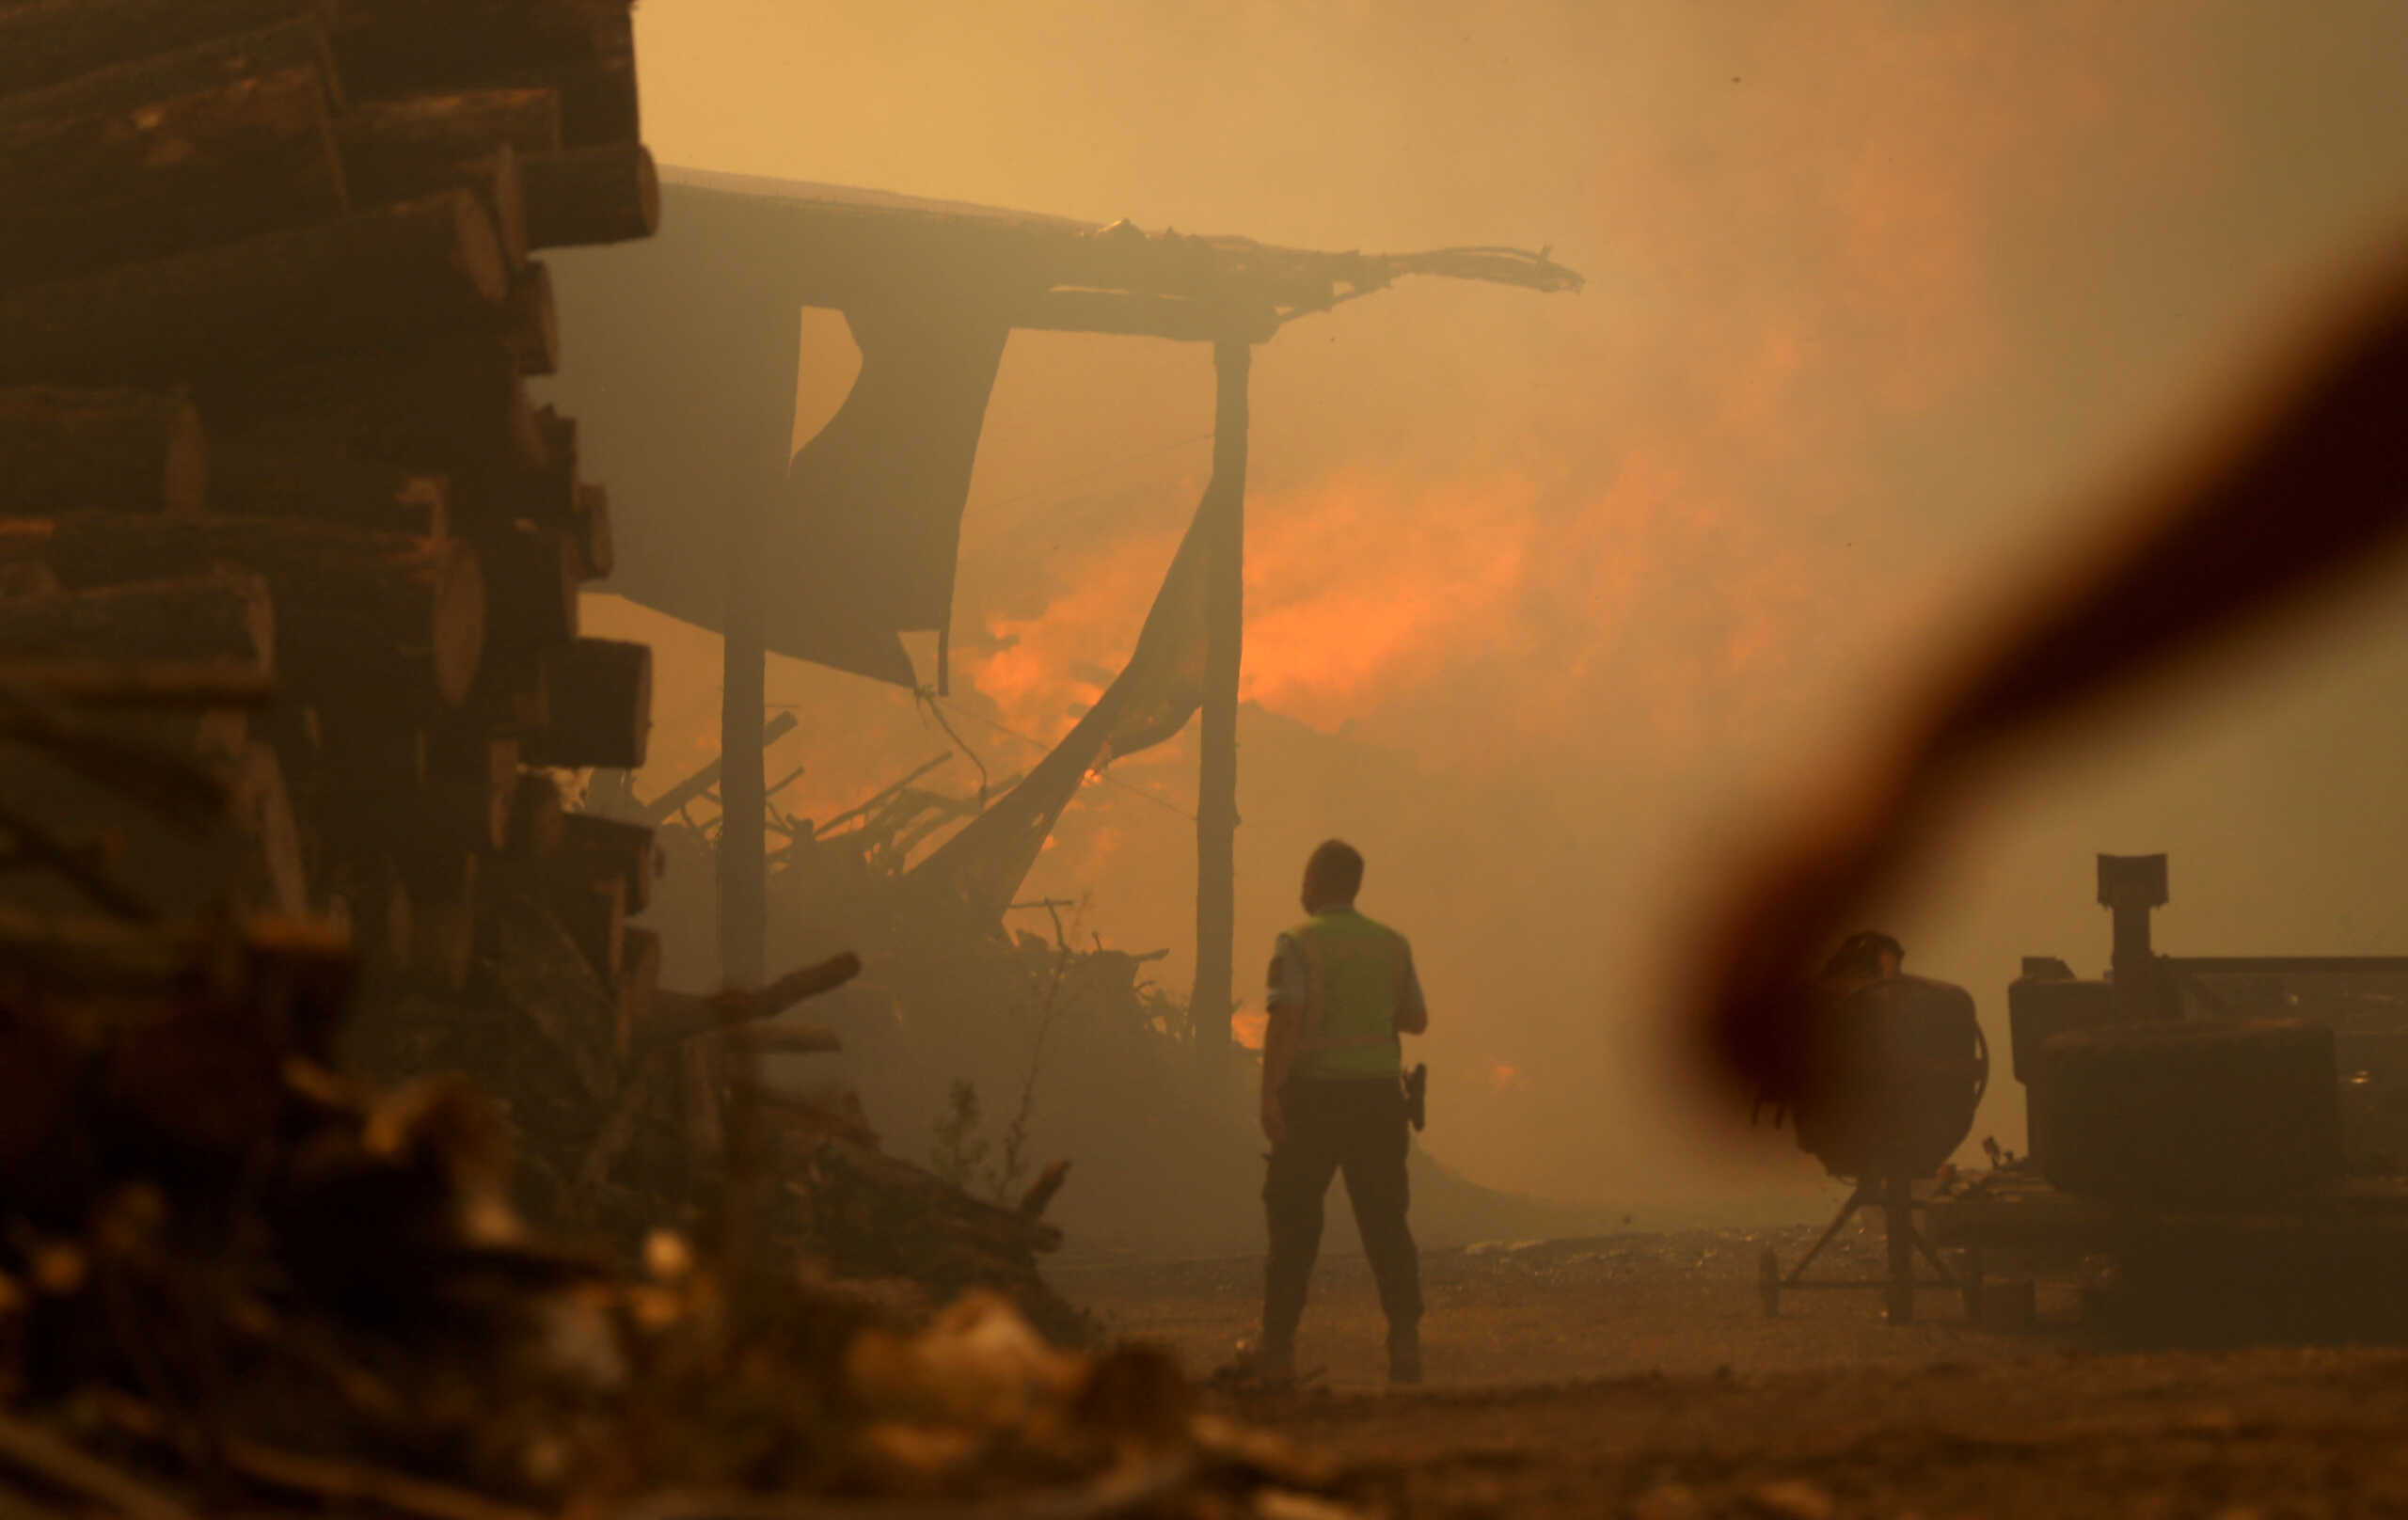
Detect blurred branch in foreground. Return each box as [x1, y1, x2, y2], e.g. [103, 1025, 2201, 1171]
[1687, 238, 2408, 1112]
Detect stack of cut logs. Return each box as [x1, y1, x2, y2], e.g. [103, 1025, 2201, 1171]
[0, 0, 666, 1021]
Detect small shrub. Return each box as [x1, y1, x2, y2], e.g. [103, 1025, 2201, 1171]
[929, 1079, 990, 1188]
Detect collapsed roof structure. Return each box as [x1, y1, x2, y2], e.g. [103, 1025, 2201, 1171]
[543, 167, 1581, 1053]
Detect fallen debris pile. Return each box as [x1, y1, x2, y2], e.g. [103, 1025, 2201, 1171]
[782, 1138, 1093, 1346]
[0, 903, 1365, 1519]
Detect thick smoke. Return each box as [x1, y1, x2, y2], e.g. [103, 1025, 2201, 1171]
[581, 0, 2408, 1213]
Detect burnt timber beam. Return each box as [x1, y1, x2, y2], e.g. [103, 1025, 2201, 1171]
[638, 709, 797, 825]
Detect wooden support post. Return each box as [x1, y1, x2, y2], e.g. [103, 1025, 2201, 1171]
[1191, 339, 1251, 1067]
[715, 318, 799, 990]
[719, 587, 766, 987]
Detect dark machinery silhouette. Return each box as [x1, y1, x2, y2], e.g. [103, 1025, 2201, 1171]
[1758, 969, 1990, 1322]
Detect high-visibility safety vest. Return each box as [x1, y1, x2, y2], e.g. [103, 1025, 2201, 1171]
[1288, 909, 1409, 1080]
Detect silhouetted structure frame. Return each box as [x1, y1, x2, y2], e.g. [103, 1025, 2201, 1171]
[611, 168, 1580, 1055]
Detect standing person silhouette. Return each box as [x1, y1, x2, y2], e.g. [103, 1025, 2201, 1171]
[1254, 839, 1428, 1385]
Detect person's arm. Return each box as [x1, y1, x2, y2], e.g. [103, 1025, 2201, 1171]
[1395, 943, 1429, 1036]
[1261, 936, 1306, 1144]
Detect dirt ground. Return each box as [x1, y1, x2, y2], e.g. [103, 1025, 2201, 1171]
[1056, 1223, 2408, 1517]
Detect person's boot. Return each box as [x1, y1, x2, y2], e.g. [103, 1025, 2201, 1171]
[1386, 1323, 1422, 1386]
[1250, 1335, 1296, 1385]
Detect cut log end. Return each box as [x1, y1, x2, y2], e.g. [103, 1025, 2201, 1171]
[522, 141, 657, 248]
[633, 144, 660, 237]
[573, 482, 612, 580]
[505, 261, 559, 376]
[443, 186, 512, 309]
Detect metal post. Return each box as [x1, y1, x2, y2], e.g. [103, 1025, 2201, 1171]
[1190, 339, 1251, 1065]
[1884, 1172, 1916, 1324]
[2098, 853, 2169, 1023]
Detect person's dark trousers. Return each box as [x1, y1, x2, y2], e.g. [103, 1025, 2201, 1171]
[1261, 1075, 1422, 1355]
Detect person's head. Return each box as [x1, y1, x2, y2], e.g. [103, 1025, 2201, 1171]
[1824, 929, 1904, 982]
[1301, 839, 1365, 914]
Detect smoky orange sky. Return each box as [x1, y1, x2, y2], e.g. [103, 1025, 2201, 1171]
[571, 2, 2408, 1212]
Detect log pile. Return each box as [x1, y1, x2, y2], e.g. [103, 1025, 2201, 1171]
[0, 12, 1363, 1512]
[0, 0, 665, 1032]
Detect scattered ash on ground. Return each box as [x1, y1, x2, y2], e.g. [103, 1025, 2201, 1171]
[1068, 1222, 2081, 1391]
[1059, 1223, 2408, 1516]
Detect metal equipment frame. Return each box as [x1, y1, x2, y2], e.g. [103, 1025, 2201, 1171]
[1759, 1173, 1978, 1323]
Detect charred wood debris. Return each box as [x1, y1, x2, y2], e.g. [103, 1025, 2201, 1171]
[0, 3, 1360, 1516]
